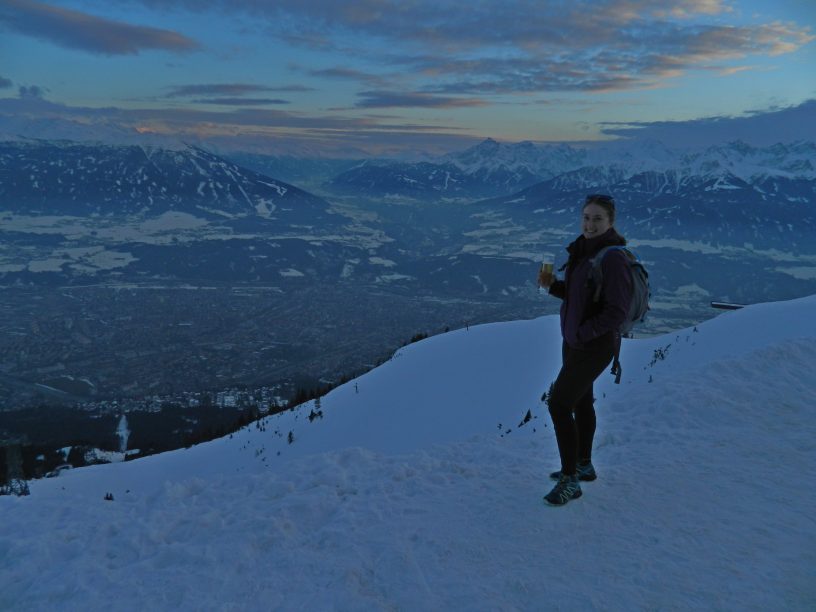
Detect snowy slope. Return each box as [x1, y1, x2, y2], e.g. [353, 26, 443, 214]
[2, 295, 815, 610]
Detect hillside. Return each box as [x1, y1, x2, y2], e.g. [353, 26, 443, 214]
[2, 295, 815, 610]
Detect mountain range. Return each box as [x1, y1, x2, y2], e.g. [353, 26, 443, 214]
[4, 136, 814, 202]
[327, 137, 816, 201]
[3, 136, 814, 307]
[0, 140, 396, 287]
[0, 140, 335, 223]
[326, 138, 587, 198]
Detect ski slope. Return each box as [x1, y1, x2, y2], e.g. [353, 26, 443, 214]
[2, 295, 815, 610]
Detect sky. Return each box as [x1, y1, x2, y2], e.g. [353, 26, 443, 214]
[1, 0, 815, 157]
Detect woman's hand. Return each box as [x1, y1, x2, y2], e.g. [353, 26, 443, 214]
[537, 269, 554, 289]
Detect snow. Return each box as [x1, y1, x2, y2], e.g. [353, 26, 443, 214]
[704, 176, 742, 191]
[254, 199, 276, 218]
[21, 247, 137, 275]
[368, 256, 397, 267]
[278, 268, 305, 277]
[117, 415, 131, 454]
[78, 249, 138, 271]
[627, 238, 816, 266]
[776, 266, 816, 280]
[375, 273, 414, 282]
[627, 238, 723, 254]
[2, 295, 815, 610]
[27, 257, 67, 273]
[257, 180, 288, 196]
[138, 212, 209, 233]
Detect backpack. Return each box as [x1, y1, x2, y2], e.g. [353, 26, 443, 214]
[588, 246, 651, 383]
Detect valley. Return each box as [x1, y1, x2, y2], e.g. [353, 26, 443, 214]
[0, 281, 556, 409]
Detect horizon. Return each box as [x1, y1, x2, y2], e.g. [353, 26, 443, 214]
[1, 0, 815, 157]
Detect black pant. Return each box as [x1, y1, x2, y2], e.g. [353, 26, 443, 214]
[548, 336, 614, 476]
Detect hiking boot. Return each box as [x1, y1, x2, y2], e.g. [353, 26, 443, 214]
[544, 473, 582, 506]
[549, 460, 597, 482]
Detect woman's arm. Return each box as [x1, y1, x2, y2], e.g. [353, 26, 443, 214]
[548, 279, 566, 300]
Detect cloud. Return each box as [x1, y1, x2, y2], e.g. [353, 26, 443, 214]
[652, 21, 816, 64]
[192, 98, 290, 106]
[715, 65, 759, 76]
[0, 0, 198, 55]
[410, 56, 650, 95]
[0, 94, 480, 157]
[148, 0, 812, 95]
[0, 95, 466, 147]
[4, 1, 813, 155]
[88, 0, 811, 107]
[355, 91, 488, 109]
[309, 67, 387, 86]
[656, 0, 731, 19]
[0, 75, 12, 88]
[600, 98, 816, 146]
[268, 85, 315, 92]
[404, 18, 814, 94]
[19, 85, 45, 99]
[165, 83, 290, 98]
[201, 128, 482, 158]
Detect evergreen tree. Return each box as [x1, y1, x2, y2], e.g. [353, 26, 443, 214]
[1, 442, 30, 497]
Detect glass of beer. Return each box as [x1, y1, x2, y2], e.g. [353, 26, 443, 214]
[539, 260, 554, 289]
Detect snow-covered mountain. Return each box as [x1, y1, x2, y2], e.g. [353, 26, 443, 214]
[457, 140, 816, 303]
[477, 159, 816, 258]
[539, 139, 816, 198]
[443, 138, 584, 177]
[327, 138, 588, 198]
[326, 138, 816, 201]
[0, 140, 398, 286]
[0, 140, 334, 222]
[3, 294, 815, 609]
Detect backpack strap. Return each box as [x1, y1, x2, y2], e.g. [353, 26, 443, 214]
[610, 350, 622, 384]
[589, 246, 631, 302]
[589, 246, 632, 384]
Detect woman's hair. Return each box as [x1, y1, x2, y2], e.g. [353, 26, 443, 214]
[583, 193, 616, 225]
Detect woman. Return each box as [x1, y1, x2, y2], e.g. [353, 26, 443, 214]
[537, 194, 633, 506]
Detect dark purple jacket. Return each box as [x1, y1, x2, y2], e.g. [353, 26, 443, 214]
[549, 228, 633, 349]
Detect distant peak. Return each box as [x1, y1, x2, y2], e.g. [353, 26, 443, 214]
[726, 139, 753, 152]
[475, 138, 500, 150]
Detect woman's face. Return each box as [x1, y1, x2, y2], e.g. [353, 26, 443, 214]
[582, 203, 612, 239]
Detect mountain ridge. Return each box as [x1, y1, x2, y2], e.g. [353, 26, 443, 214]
[326, 137, 816, 199]
[0, 140, 335, 223]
